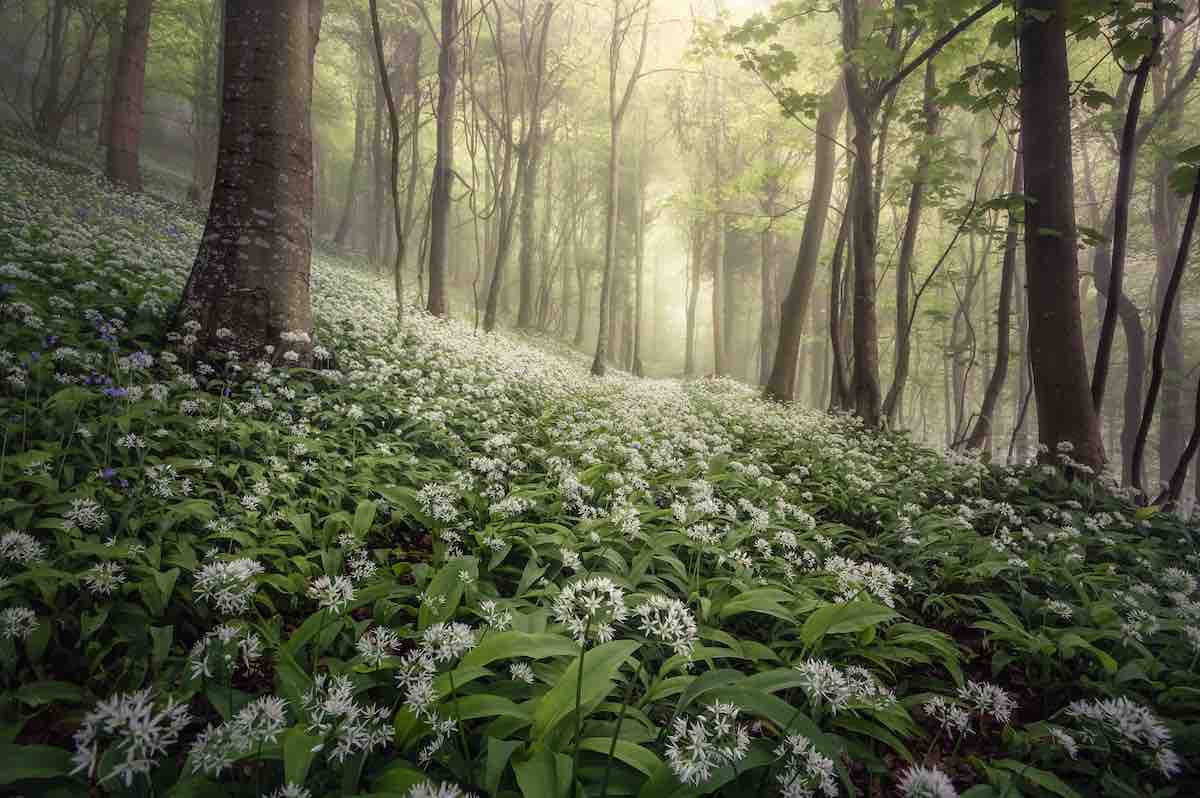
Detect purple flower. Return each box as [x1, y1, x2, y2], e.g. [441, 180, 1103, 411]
[103, 387, 129, 399]
[101, 468, 116, 480]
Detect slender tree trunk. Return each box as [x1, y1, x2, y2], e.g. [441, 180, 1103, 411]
[1135, 167, 1200, 494]
[426, 0, 459, 316]
[1093, 9, 1160, 411]
[334, 84, 366, 247]
[1017, 0, 1104, 470]
[177, 0, 323, 362]
[828, 200, 852, 409]
[106, 0, 153, 192]
[369, 0, 408, 322]
[187, 1, 222, 205]
[965, 142, 1022, 451]
[763, 79, 846, 400]
[684, 223, 703, 376]
[758, 225, 777, 384]
[369, 82, 385, 264]
[883, 60, 937, 424]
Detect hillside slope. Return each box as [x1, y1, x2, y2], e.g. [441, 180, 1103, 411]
[1, 134, 1198, 797]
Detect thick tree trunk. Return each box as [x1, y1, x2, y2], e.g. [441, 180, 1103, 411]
[334, 84, 366, 247]
[176, 0, 323, 363]
[427, 0, 459, 317]
[763, 79, 846, 400]
[882, 60, 937, 425]
[965, 143, 1022, 451]
[99, 13, 122, 147]
[1017, 0, 1104, 470]
[106, 0, 153, 192]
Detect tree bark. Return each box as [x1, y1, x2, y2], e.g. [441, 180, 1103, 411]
[882, 59, 937, 424]
[684, 221, 704, 376]
[333, 83, 366, 247]
[427, 0, 460, 317]
[1092, 8, 1160, 412]
[965, 141, 1022, 451]
[106, 0, 153, 192]
[842, 0, 881, 427]
[369, 0, 408, 322]
[1135, 166, 1200, 494]
[1017, 0, 1104, 470]
[591, 0, 649, 376]
[176, 0, 323, 363]
[762, 79, 846, 400]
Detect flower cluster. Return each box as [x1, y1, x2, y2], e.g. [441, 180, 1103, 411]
[71, 688, 192, 786]
[665, 701, 750, 785]
[552, 576, 628, 644]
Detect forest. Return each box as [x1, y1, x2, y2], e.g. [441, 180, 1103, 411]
[1, 0, 1199, 796]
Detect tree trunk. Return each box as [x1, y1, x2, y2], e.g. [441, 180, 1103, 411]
[1092, 9, 1160, 411]
[99, 13, 122, 147]
[369, 0, 408, 322]
[426, 0, 459, 317]
[1017, 0, 1104, 470]
[176, 0, 323, 363]
[828, 199, 852, 409]
[763, 79, 846, 400]
[369, 81, 385, 264]
[334, 84, 366, 247]
[758, 226, 777, 384]
[965, 141, 1022, 451]
[883, 60, 937, 424]
[106, 0, 153, 192]
[1135, 166, 1200, 494]
[684, 222, 703, 376]
[842, 0, 881, 427]
[711, 212, 726, 376]
[187, 1, 222, 205]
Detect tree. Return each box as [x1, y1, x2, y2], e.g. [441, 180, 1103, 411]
[427, 0, 461, 317]
[1017, 0, 1104, 470]
[591, 0, 651, 377]
[176, 0, 324, 362]
[762, 80, 845, 401]
[106, 0, 153, 192]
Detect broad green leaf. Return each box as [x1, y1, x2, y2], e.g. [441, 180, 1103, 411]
[461, 631, 578, 670]
[992, 759, 1083, 798]
[800, 601, 897, 647]
[530, 639, 640, 742]
[418, 557, 478, 629]
[578, 737, 662, 775]
[283, 726, 321, 786]
[513, 748, 573, 798]
[0, 744, 73, 784]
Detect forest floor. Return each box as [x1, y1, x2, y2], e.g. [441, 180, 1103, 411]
[1, 131, 1199, 798]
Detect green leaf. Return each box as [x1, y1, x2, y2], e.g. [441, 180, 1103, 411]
[14, 680, 86, 707]
[352, 499, 378, 537]
[484, 738, 523, 796]
[578, 737, 662, 775]
[0, 744, 73, 784]
[418, 557, 478, 630]
[530, 639, 640, 743]
[370, 760, 429, 793]
[451, 694, 532, 722]
[800, 601, 897, 647]
[282, 726, 321, 786]
[717, 588, 795, 622]
[461, 631, 578, 670]
[992, 759, 1083, 798]
[514, 748, 573, 798]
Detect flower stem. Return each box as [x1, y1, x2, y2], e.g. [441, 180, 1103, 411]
[599, 657, 644, 798]
[570, 622, 592, 797]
